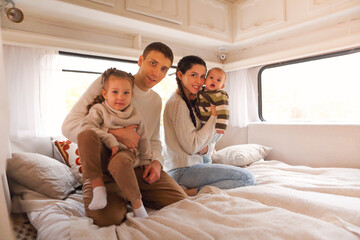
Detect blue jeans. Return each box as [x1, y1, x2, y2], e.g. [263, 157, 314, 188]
[168, 163, 256, 192]
[203, 133, 223, 164]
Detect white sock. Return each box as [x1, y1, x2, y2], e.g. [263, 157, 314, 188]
[89, 186, 107, 210]
[133, 203, 148, 218]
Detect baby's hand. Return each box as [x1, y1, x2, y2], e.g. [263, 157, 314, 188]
[110, 146, 119, 160]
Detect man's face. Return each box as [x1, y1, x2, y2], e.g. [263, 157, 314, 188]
[136, 50, 172, 91]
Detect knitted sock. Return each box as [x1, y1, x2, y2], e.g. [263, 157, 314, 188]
[89, 186, 107, 210]
[133, 203, 148, 218]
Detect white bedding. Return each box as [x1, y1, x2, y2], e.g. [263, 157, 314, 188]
[10, 181, 84, 240]
[12, 160, 360, 240]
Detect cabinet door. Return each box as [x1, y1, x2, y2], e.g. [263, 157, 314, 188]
[125, 0, 185, 24]
[188, 0, 231, 40]
[234, 0, 286, 41]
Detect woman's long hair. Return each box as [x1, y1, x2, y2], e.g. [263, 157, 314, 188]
[86, 68, 134, 113]
[176, 55, 207, 127]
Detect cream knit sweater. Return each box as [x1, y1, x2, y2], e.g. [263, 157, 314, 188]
[80, 101, 151, 166]
[62, 75, 164, 165]
[163, 92, 217, 171]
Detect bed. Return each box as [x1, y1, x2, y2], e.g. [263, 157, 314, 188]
[7, 137, 360, 240]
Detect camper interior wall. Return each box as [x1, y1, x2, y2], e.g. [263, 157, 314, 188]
[0, 22, 15, 240]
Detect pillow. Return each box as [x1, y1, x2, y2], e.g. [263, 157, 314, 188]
[7, 152, 79, 199]
[51, 136, 67, 165]
[53, 140, 83, 184]
[212, 144, 272, 167]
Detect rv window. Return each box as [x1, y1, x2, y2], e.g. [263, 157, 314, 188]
[259, 48, 360, 122]
[51, 52, 176, 134]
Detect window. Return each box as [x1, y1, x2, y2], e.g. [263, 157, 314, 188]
[48, 52, 176, 135]
[259, 48, 360, 122]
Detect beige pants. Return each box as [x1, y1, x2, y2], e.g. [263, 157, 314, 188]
[78, 129, 187, 227]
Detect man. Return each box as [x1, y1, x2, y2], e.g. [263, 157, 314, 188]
[62, 42, 187, 227]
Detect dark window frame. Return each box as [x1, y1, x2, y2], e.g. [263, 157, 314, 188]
[257, 47, 360, 121]
[59, 51, 176, 74]
[59, 51, 138, 74]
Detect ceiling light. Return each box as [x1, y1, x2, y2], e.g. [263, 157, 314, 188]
[1, 0, 24, 23]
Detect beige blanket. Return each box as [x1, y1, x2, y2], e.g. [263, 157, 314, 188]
[71, 160, 360, 240]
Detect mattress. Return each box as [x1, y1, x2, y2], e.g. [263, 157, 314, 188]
[11, 160, 360, 240]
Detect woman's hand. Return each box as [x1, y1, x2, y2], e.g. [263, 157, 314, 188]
[211, 104, 217, 116]
[108, 124, 139, 152]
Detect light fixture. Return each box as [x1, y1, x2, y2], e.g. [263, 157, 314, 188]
[1, 0, 24, 23]
[217, 46, 228, 63]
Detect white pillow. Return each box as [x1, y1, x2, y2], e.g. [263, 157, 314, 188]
[7, 152, 79, 199]
[212, 144, 272, 167]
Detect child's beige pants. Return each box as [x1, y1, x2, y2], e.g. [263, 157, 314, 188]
[77, 129, 187, 227]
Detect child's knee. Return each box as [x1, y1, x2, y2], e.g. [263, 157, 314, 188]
[108, 151, 134, 172]
[77, 129, 97, 142]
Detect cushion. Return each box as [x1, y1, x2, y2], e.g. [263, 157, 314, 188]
[7, 152, 79, 199]
[53, 140, 83, 184]
[212, 144, 272, 167]
[51, 136, 68, 165]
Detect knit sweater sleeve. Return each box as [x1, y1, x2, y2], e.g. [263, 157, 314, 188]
[135, 114, 152, 166]
[80, 104, 118, 150]
[171, 96, 216, 155]
[150, 120, 164, 165]
[62, 76, 103, 143]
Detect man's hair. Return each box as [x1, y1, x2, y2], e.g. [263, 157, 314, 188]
[143, 42, 174, 65]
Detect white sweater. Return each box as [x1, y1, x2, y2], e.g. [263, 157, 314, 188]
[163, 92, 216, 171]
[62, 75, 164, 165]
[80, 101, 151, 166]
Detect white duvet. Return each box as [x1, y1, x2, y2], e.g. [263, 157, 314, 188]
[13, 160, 360, 240]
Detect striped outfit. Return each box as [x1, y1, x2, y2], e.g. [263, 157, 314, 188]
[196, 89, 229, 131]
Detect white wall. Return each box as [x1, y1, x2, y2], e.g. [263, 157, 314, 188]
[0, 20, 15, 240]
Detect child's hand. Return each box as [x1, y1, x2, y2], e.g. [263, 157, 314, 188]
[211, 104, 217, 116]
[110, 146, 119, 160]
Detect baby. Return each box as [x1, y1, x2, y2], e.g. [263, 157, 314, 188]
[196, 67, 229, 163]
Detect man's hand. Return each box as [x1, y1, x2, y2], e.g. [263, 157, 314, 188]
[110, 146, 118, 160]
[108, 124, 139, 152]
[142, 160, 162, 184]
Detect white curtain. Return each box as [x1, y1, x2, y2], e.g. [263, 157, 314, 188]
[4, 45, 60, 138]
[224, 66, 262, 127]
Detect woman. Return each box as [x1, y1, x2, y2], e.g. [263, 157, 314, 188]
[163, 55, 255, 196]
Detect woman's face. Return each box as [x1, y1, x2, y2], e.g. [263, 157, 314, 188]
[178, 64, 206, 98]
